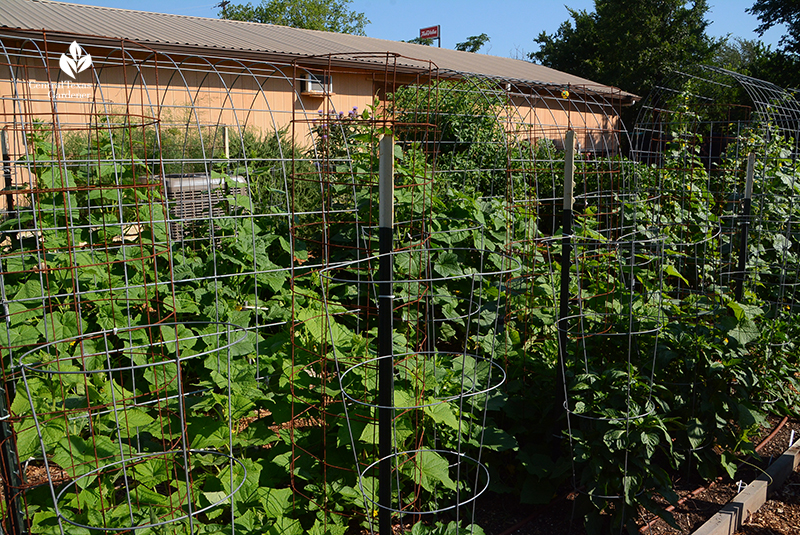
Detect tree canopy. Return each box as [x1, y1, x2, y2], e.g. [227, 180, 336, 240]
[219, 0, 370, 35]
[712, 36, 800, 89]
[455, 34, 490, 53]
[404, 37, 434, 46]
[748, 0, 800, 54]
[530, 0, 720, 97]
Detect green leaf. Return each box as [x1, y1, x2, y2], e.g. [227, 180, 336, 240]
[603, 428, 627, 449]
[687, 418, 707, 450]
[261, 487, 292, 519]
[51, 434, 117, 485]
[410, 450, 456, 492]
[720, 451, 738, 479]
[13, 420, 41, 460]
[722, 316, 760, 346]
[188, 418, 229, 449]
[264, 516, 303, 535]
[433, 251, 462, 278]
[481, 427, 518, 451]
[162, 294, 200, 315]
[424, 402, 459, 430]
[227, 192, 254, 212]
[35, 313, 65, 341]
[114, 408, 154, 437]
[664, 265, 690, 285]
[736, 403, 766, 429]
[309, 520, 348, 535]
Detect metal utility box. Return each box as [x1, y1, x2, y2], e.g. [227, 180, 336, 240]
[162, 173, 248, 241]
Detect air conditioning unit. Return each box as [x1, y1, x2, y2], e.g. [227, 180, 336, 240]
[162, 173, 248, 241]
[301, 73, 332, 95]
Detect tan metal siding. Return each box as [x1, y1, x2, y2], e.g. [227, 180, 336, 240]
[0, 0, 635, 99]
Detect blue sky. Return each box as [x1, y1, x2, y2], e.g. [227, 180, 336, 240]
[63, 0, 788, 59]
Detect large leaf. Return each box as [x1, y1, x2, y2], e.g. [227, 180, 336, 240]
[433, 251, 463, 278]
[51, 434, 117, 485]
[424, 401, 459, 430]
[264, 517, 303, 535]
[664, 265, 689, 285]
[410, 450, 456, 493]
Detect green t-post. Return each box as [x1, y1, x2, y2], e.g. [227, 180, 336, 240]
[557, 129, 575, 435]
[378, 134, 394, 535]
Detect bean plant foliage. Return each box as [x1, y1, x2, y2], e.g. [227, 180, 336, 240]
[3, 79, 800, 535]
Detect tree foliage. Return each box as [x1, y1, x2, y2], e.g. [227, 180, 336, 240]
[455, 33, 490, 53]
[220, 0, 370, 35]
[404, 36, 434, 46]
[530, 0, 720, 97]
[712, 37, 800, 89]
[748, 0, 800, 53]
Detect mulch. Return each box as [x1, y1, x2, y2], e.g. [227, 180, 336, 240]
[479, 416, 800, 535]
[733, 465, 800, 535]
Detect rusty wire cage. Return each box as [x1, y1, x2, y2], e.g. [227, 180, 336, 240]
[9, 20, 796, 535]
[0, 33, 354, 534]
[0, 24, 639, 532]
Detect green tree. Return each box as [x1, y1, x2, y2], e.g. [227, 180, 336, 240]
[713, 37, 800, 89]
[530, 0, 720, 96]
[713, 37, 767, 72]
[748, 0, 800, 53]
[404, 36, 434, 46]
[220, 0, 370, 35]
[455, 33, 490, 53]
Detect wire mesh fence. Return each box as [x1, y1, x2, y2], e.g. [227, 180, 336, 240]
[1, 28, 800, 535]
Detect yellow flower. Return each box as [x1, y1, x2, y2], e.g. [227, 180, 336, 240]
[724, 338, 729, 344]
[372, 509, 379, 518]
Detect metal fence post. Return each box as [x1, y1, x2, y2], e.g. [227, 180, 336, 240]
[557, 129, 575, 430]
[378, 134, 394, 535]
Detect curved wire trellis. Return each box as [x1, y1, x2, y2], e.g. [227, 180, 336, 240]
[632, 65, 800, 416]
[0, 27, 681, 534]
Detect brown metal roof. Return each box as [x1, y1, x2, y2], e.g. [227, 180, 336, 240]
[0, 0, 636, 100]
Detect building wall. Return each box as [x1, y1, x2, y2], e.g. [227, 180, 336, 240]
[0, 34, 625, 211]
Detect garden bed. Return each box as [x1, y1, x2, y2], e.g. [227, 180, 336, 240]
[733, 464, 800, 534]
[477, 416, 800, 535]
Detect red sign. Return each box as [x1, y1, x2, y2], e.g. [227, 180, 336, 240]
[419, 25, 440, 39]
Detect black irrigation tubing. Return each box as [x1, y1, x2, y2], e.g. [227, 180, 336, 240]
[637, 415, 790, 534]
